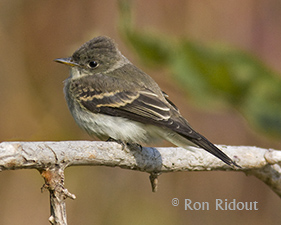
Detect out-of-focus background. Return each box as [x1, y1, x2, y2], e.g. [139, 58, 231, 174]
[1, 0, 281, 224]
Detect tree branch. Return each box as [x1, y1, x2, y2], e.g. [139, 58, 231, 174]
[40, 166, 75, 225]
[0, 141, 281, 224]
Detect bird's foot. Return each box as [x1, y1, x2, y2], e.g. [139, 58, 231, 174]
[106, 137, 127, 150]
[106, 138, 143, 152]
[126, 142, 143, 152]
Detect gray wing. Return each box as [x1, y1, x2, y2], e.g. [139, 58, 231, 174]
[71, 75, 239, 167]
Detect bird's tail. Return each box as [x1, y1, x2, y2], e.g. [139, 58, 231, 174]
[187, 134, 240, 168]
[161, 126, 240, 168]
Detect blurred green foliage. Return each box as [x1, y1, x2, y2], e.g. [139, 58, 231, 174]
[118, 0, 281, 138]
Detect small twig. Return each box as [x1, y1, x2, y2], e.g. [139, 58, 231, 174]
[40, 166, 76, 225]
[149, 172, 161, 192]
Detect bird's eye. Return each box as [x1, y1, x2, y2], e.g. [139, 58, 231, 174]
[88, 61, 99, 68]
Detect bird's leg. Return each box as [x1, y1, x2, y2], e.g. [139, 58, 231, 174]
[106, 137, 127, 150]
[126, 142, 143, 152]
[106, 137, 143, 152]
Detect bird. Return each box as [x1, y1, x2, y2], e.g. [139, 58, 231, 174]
[54, 36, 239, 167]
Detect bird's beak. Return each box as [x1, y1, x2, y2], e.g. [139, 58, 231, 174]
[54, 57, 79, 67]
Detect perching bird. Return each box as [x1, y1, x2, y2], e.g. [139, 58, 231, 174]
[55, 36, 239, 167]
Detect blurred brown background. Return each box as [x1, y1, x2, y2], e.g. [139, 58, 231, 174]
[1, 0, 281, 224]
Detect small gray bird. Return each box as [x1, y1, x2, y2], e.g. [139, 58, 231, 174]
[55, 36, 239, 167]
